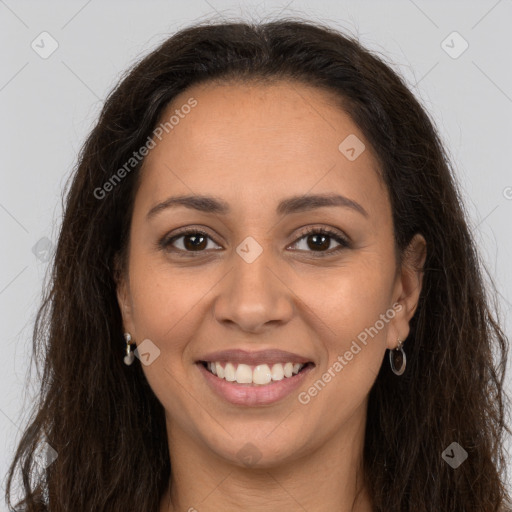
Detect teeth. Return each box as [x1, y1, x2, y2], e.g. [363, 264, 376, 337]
[270, 363, 284, 381]
[205, 361, 306, 385]
[253, 364, 272, 385]
[235, 364, 253, 384]
[224, 362, 236, 382]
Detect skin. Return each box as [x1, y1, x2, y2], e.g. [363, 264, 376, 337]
[116, 80, 427, 512]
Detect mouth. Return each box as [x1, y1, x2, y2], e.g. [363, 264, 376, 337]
[196, 349, 315, 406]
[199, 360, 314, 386]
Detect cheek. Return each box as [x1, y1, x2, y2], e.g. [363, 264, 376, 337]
[301, 260, 393, 396]
[297, 301, 390, 422]
[126, 257, 209, 428]
[304, 254, 394, 336]
[127, 254, 208, 345]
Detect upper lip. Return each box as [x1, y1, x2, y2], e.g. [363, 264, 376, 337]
[197, 349, 313, 366]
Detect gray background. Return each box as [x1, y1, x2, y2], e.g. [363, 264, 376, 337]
[1, 0, 511, 505]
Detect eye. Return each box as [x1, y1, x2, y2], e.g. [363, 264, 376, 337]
[289, 226, 350, 256]
[158, 226, 350, 257]
[159, 228, 221, 255]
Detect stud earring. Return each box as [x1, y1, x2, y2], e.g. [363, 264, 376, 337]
[389, 338, 406, 376]
[123, 332, 135, 366]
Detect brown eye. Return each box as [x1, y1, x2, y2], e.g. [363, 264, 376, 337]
[290, 227, 350, 255]
[160, 229, 221, 254]
[158, 226, 350, 258]
[181, 233, 208, 251]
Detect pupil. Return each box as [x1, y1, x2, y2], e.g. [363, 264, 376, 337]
[309, 234, 329, 251]
[185, 234, 207, 251]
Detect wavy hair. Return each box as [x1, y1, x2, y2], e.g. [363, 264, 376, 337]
[5, 18, 511, 511]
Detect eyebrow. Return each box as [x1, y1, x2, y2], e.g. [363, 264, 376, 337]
[146, 193, 369, 220]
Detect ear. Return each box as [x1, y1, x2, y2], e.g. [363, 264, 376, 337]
[386, 233, 427, 350]
[114, 252, 136, 337]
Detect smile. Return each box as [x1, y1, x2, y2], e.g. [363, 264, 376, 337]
[196, 361, 315, 407]
[201, 361, 312, 385]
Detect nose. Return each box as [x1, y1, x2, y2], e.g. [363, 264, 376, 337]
[213, 246, 294, 334]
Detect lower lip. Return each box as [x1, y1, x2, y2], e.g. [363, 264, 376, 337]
[197, 363, 314, 406]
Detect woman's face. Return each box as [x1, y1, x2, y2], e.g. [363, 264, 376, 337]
[117, 80, 425, 468]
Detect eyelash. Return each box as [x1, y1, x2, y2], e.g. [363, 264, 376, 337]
[158, 226, 350, 258]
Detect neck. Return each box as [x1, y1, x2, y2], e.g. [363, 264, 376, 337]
[160, 404, 373, 512]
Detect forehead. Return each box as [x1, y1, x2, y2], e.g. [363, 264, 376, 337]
[137, 80, 388, 219]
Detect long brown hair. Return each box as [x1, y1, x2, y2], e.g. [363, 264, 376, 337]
[5, 18, 511, 511]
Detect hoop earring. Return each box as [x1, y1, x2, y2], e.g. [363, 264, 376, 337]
[123, 332, 135, 366]
[389, 338, 406, 376]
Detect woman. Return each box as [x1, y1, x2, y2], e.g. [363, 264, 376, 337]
[5, 18, 511, 511]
